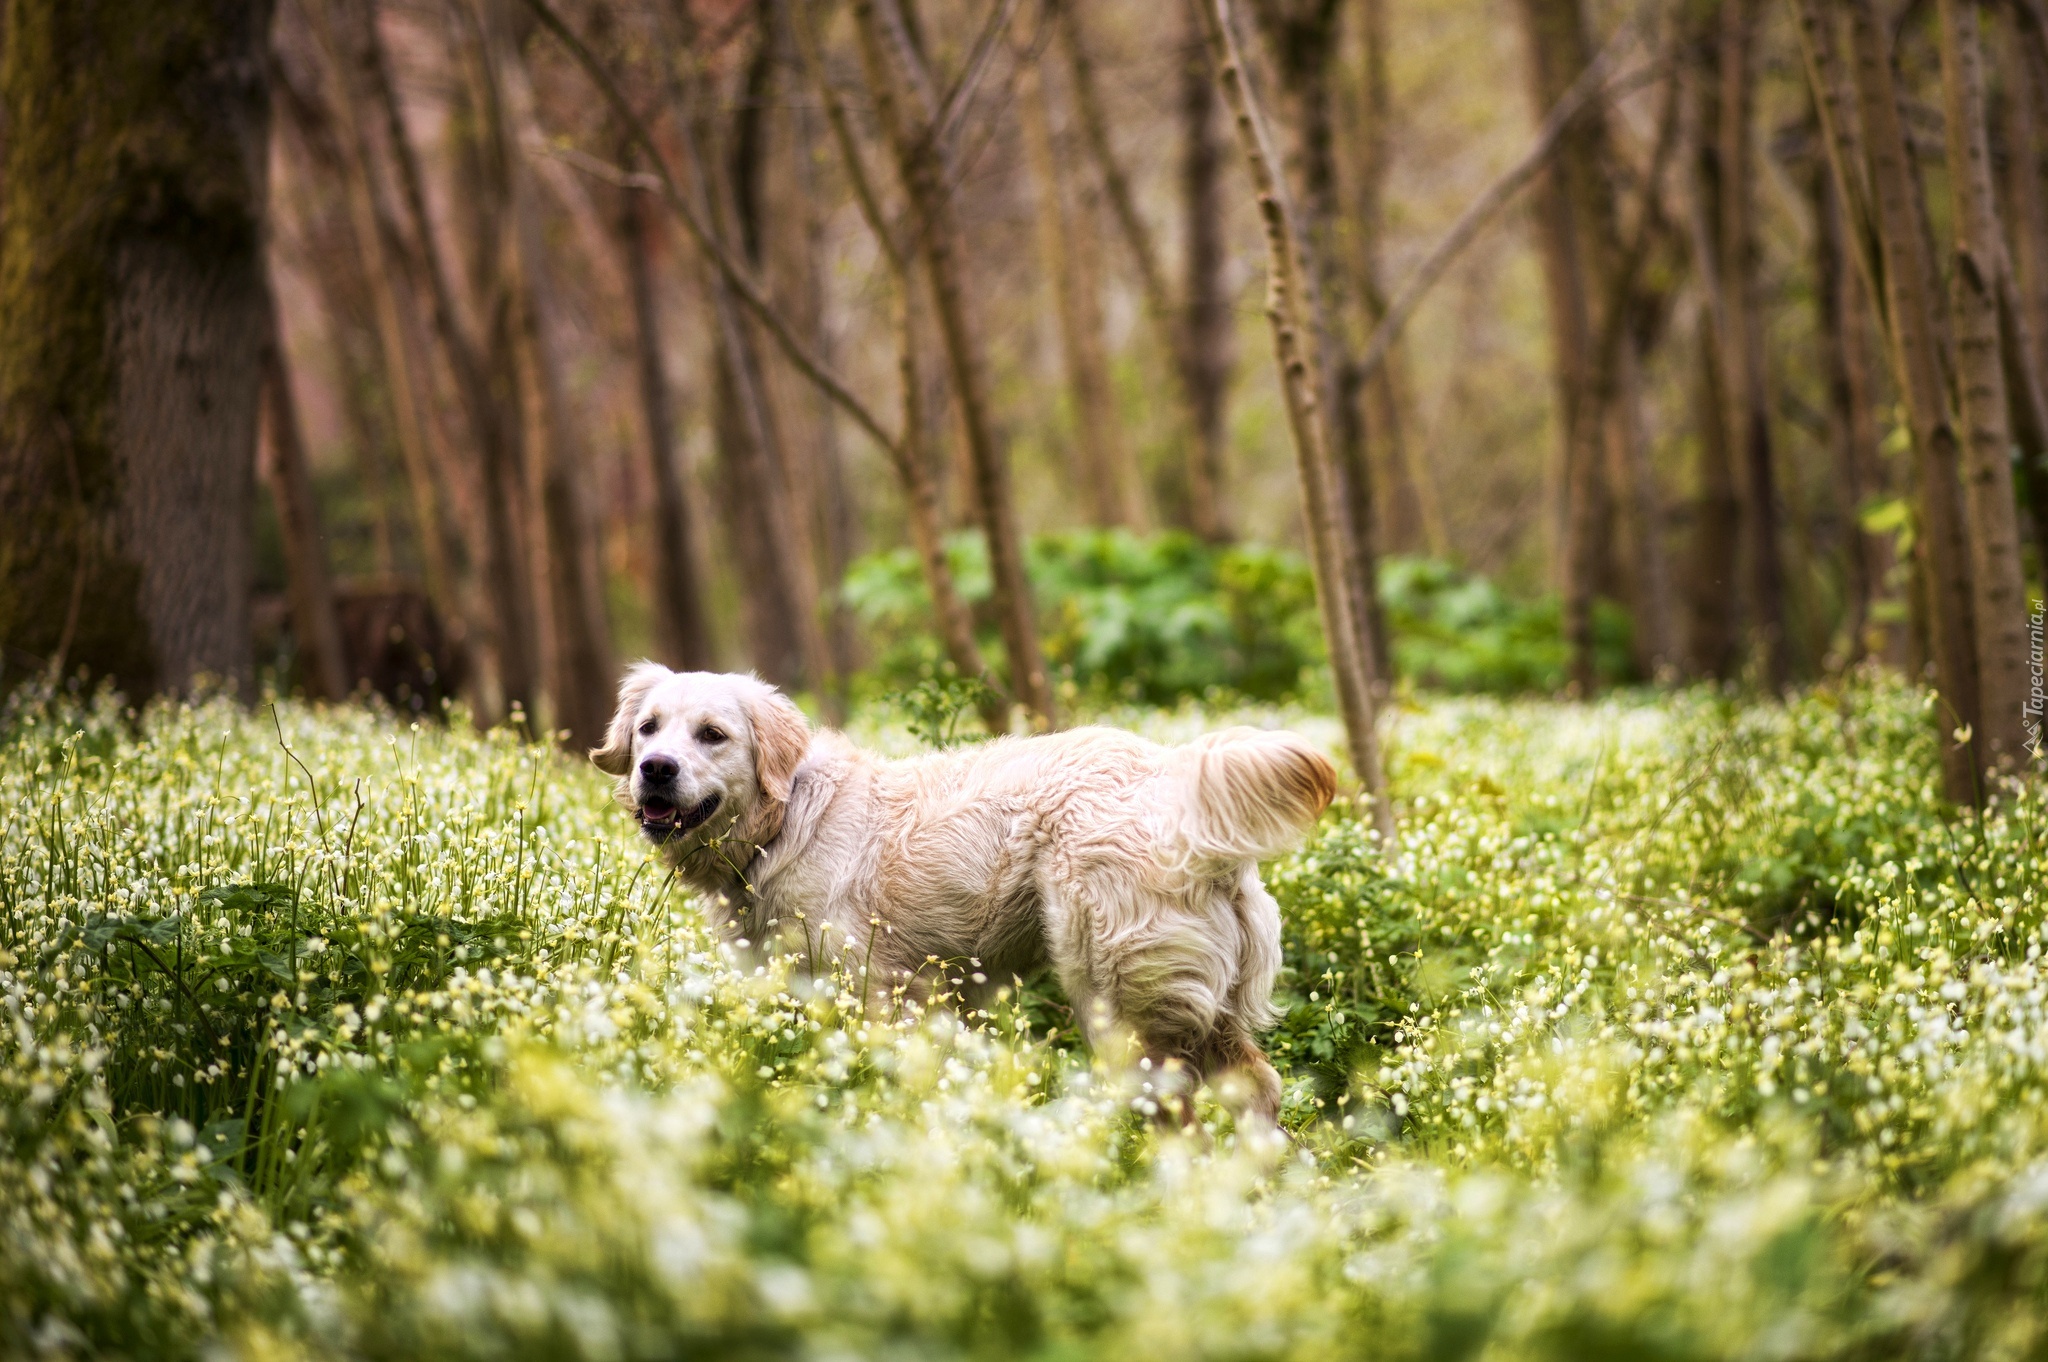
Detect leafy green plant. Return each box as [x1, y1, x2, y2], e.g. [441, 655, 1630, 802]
[843, 531, 1641, 717]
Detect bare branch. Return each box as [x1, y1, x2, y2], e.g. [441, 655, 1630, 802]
[1354, 33, 1657, 386]
[519, 0, 903, 461]
[933, 0, 1026, 154]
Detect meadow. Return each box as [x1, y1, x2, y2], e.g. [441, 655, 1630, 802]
[5, 675, 2048, 1360]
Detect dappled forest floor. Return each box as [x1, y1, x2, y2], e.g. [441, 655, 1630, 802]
[5, 678, 2048, 1358]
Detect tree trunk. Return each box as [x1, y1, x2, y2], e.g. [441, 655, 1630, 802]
[1513, 0, 1613, 695]
[313, 0, 466, 630]
[791, 79, 861, 724]
[854, 0, 1056, 729]
[1811, 142, 1894, 668]
[1347, 0, 1440, 559]
[1936, 0, 2031, 772]
[1836, 0, 1984, 800]
[684, 44, 834, 698]
[1020, 59, 1135, 529]
[1253, 0, 1392, 690]
[1604, 336, 1677, 676]
[1686, 310, 1743, 679]
[269, 52, 404, 580]
[0, 0, 271, 698]
[1715, 0, 1789, 690]
[481, 0, 616, 749]
[792, 0, 1001, 729]
[1199, 0, 1394, 841]
[618, 155, 714, 672]
[1178, 0, 1234, 542]
[260, 286, 351, 703]
[1057, 0, 1217, 538]
[373, 0, 541, 721]
[2002, 12, 2048, 378]
[1683, 35, 1739, 681]
[1994, 15, 2048, 592]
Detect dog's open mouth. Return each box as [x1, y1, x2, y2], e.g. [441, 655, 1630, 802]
[638, 792, 722, 837]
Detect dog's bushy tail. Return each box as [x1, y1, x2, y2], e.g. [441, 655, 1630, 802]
[1164, 727, 1337, 866]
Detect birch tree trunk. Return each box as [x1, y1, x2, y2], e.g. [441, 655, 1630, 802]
[1199, 0, 1394, 841]
[854, 0, 1056, 729]
[1936, 0, 2031, 771]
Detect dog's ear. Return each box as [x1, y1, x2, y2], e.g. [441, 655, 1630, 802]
[590, 662, 671, 776]
[745, 684, 812, 803]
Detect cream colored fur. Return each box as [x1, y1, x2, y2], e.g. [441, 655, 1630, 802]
[592, 665, 1336, 1122]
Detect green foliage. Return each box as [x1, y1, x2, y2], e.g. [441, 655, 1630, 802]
[844, 531, 1638, 716]
[1379, 556, 1637, 691]
[6, 676, 2048, 1359]
[889, 667, 1005, 749]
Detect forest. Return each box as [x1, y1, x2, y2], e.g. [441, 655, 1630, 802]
[4, 0, 2048, 1356]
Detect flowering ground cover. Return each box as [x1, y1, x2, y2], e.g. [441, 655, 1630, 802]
[4, 676, 2047, 1359]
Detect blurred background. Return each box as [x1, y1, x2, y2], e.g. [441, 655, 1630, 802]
[2, 0, 2043, 782]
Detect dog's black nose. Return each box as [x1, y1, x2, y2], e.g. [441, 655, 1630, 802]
[639, 755, 679, 783]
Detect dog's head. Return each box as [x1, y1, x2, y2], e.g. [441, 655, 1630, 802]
[590, 664, 812, 852]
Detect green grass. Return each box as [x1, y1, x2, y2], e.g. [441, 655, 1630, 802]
[5, 675, 2048, 1359]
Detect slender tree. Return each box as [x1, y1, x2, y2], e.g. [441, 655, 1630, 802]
[852, 0, 1057, 729]
[309, 0, 467, 639]
[1513, 0, 1621, 694]
[260, 284, 352, 702]
[1198, 0, 1394, 841]
[270, 38, 403, 579]
[1809, 140, 1893, 666]
[1937, 0, 2031, 770]
[1251, 0, 1392, 688]
[680, 24, 834, 700]
[1343, 0, 1442, 558]
[1713, 0, 1789, 688]
[1797, 0, 1983, 800]
[1058, 0, 1228, 539]
[1020, 55, 1136, 529]
[616, 137, 714, 672]
[0, 0, 274, 696]
[480, 0, 617, 749]
[1178, 0, 1235, 542]
[369, 0, 541, 720]
[793, 0, 1006, 731]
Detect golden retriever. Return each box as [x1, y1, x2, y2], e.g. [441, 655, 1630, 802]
[591, 665, 1334, 1123]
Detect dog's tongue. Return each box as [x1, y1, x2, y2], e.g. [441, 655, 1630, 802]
[641, 800, 677, 824]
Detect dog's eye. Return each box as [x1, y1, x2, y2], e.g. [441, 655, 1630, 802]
[638, 719, 659, 736]
[697, 726, 728, 745]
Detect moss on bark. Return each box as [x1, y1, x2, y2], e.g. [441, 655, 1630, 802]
[0, 0, 273, 697]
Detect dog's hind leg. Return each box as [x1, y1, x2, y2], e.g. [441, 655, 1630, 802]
[1116, 872, 1286, 1128]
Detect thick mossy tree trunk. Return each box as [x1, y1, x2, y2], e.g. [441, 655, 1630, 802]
[0, 0, 275, 697]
